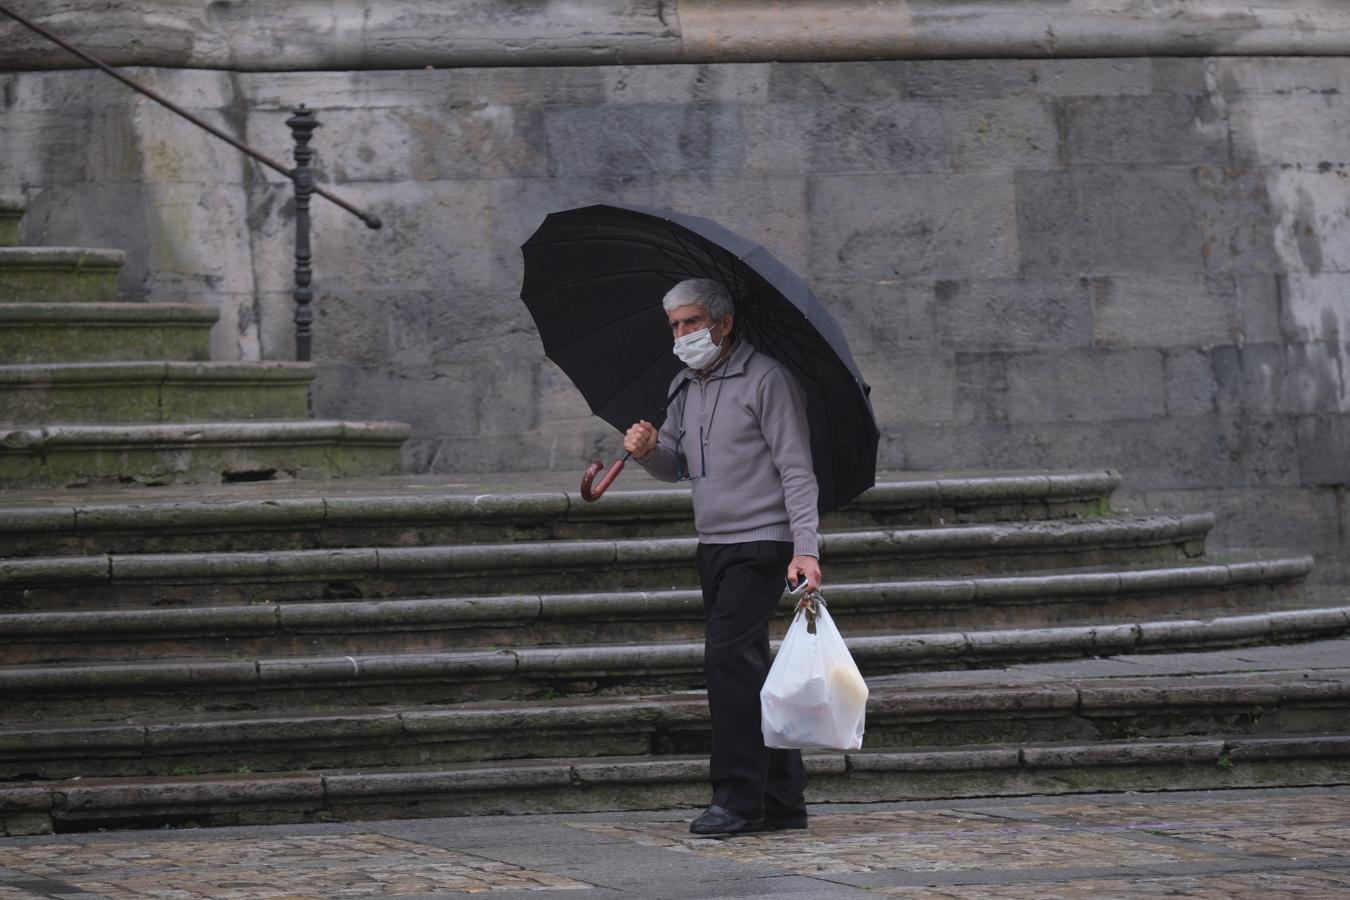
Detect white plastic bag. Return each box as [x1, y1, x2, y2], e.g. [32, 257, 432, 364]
[760, 596, 868, 750]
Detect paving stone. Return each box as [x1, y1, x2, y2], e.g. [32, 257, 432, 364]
[0, 834, 591, 897]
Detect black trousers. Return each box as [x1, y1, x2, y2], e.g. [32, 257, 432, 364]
[696, 540, 807, 819]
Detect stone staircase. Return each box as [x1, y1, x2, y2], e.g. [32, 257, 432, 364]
[0, 195, 408, 487]
[1, 469, 1347, 835]
[1, 192, 1347, 835]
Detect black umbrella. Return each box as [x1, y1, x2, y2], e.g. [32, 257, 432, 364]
[520, 203, 878, 513]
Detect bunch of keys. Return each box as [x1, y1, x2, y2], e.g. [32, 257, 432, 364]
[786, 578, 824, 634]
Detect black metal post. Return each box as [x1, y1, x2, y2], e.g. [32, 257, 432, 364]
[287, 106, 319, 363]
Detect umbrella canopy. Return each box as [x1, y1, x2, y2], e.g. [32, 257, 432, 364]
[520, 203, 878, 513]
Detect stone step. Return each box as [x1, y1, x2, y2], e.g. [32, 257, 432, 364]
[0, 361, 315, 424]
[0, 198, 24, 248]
[0, 420, 410, 488]
[0, 470, 1122, 557]
[5, 732, 1349, 835]
[0, 555, 1315, 665]
[4, 662, 1346, 782]
[0, 247, 125, 303]
[2, 606, 1344, 721]
[0, 514, 1218, 609]
[0, 303, 218, 365]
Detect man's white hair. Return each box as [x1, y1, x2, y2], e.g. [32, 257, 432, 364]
[661, 278, 734, 321]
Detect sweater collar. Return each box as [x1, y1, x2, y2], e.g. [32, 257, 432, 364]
[680, 338, 753, 384]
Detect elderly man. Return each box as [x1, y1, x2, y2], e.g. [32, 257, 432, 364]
[624, 277, 821, 836]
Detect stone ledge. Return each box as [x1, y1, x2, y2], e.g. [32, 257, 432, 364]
[0, 559, 1321, 651]
[3, 2, 1350, 70]
[0, 515, 1226, 589]
[5, 731, 1348, 833]
[4, 607, 1346, 701]
[0, 247, 125, 270]
[4, 669, 1349, 776]
[0, 470, 1121, 545]
[0, 420, 411, 449]
[0, 302, 220, 324]
[0, 361, 316, 386]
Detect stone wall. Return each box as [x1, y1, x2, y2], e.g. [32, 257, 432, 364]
[0, 55, 1346, 581]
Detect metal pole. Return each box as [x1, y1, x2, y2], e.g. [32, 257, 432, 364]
[288, 106, 319, 363]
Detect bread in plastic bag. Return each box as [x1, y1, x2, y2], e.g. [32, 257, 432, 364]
[760, 598, 868, 750]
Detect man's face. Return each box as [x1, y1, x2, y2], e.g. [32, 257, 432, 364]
[668, 304, 733, 343]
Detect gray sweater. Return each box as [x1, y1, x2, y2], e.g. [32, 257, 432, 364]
[635, 340, 820, 558]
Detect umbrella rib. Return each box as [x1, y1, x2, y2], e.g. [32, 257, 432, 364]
[583, 341, 681, 423]
[658, 225, 739, 296]
[521, 267, 702, 299]
[541, 302, 667, 350]
[744, 316, 845, 372]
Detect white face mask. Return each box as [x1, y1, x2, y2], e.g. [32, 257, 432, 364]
[673, 326, 723, 370]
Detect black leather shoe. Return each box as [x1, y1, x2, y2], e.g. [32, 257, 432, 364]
[689, 805, 765, 836]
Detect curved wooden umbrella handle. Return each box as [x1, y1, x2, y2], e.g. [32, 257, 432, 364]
[580, 457, 626, 502]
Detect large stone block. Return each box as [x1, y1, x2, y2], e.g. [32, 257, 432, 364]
[808, 101, 946, 174]
[1282, 273, 1350, 343]
[810, 173, 1018, 282]
[1232, 273, 1284, 345]
[897, 415, 1300, 490]
[242, 68, 607, 118]
[1017, 167, 1205, 275]
[1006, 349, 1166, 423]
[933, 277, 1093, 351]
[1040, 58, 1154, 96]
[1298, 414, 1350, 485]
[740, 103, 815, 175]
[945, 98, 1058, 172]
[1215, 342, 1349, 416]
[808, 278, 940, 357]
[1163, 348, 1218, 417]
[904, 60, 1042, 99]
[310, 364, 477, 442]
[542, 104, 744, 178]
[767, 60, 908, 103]
[852, 349, 960, 428]
[605, 63, 770, 105]
[1062, 95, 1230, 166]
[1211, 57, 1350, 99]
[1150, 58, 1213, 95]
[1112, 485, 1342, 558]
[954, 352, 1010, 425]
[1228, 167, 1349, 275]
[256, 180, 501, 296]
[1230, 95, 1350, 167]
[0, 109, 114, 187]
[248, 105, 550, 185]
[1090, 274, 1239, 348]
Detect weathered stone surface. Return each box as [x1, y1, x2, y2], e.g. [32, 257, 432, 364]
[1062, 94, 1230, 166]
[0, 302, 217, 364]
[1017, 167, 1206, 275]
[6, 2, 1350, 71]
[810, 173, 1019, 282]
[1021, 738, 1225, 767]
[946, 98, 1058, 171]
[1007, 349, 1167, 423]
[1091, 275, 1240, 349]
[1298, 415, 1350, 485]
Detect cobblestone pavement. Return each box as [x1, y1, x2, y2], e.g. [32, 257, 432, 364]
[1, 787, 1349, 898]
